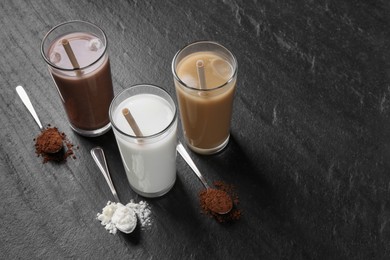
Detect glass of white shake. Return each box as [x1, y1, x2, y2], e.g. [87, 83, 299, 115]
[109, 84, 178, 198]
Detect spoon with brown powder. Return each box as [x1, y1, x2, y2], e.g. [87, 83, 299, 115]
[177, 142, 233, 215]
[16, 85, 63, 154]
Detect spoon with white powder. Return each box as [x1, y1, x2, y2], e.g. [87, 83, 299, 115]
[91, 147, 137, 234]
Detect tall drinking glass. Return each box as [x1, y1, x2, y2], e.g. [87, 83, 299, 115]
[109, 84, 178, 198]
[41, 20, 114, 137]
[172, 41, 238, 154]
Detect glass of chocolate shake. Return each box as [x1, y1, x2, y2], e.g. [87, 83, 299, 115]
[172, 41, 238, 154]
[41, 20, 114, 137]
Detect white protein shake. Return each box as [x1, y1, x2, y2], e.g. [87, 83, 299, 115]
[111, 86, 177, 197]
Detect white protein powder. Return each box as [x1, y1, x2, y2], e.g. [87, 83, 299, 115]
[126, 200, 152, 228]
[97, 200, 152, 234]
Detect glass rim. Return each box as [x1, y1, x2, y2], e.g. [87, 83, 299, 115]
[109, 84, 178, 139]
[171, 40, 238, 92]
[40, 20, 108, 71]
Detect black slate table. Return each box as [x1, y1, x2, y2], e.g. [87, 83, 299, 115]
[1, 1, 389, 259]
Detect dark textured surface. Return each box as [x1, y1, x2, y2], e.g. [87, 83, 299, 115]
[1, 0, 390, 259]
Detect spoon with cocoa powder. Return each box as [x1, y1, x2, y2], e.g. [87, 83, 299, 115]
[177, 142, 233, 215]
[16, 85, 63, 154]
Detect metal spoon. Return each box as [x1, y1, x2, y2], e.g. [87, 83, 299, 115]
[91, 147, 120, 202]
[91, 147, 137, 234]
[16, 85, 63, 153]
[177, 141, 233, 215]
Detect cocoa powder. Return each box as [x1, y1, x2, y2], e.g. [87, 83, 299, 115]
[35, 127, 63, 153]
[34, 125, 77, 163]
[201, 189, 232, 214]
[199, 180, 241, 223]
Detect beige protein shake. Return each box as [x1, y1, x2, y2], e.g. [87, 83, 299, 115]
[173, 41, 237, 154]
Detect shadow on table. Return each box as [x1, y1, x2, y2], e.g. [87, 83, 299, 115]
[205, 134, 281, 213]
[120, 219, 142, 245]
[120, 174, 206, 247]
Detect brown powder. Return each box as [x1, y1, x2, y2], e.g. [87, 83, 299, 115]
[199, 180, 241, 223]
[34, 126, 77, 163]
[201, 189, 233, 214]
[35, 127, 63, 153]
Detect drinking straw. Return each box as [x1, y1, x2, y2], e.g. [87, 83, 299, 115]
[61, 39, 82, 76]
[196, 60, 207, 90]
[122, 108, 143, 137]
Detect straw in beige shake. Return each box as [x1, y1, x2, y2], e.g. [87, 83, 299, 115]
[196, 60, 207, 90]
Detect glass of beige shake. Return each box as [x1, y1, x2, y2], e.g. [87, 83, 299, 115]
[172, 41, 238, 154]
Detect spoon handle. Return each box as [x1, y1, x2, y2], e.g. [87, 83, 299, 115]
[16, 85, 43, 130]
[91, 147, 120, 202]
[177, 142, 211, 189]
